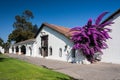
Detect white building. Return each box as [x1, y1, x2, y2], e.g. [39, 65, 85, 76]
[101, 9, 120, 64]
[9, 23, 89, 64]
[9, 39, 35, 56]
[0, 46, 4, 54]
[9, 9, 120, 64]
[36, 23, 90, 63]
[34, 23, 73, 61]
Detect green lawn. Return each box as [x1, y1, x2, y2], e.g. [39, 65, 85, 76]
[0, 54, 72, 80]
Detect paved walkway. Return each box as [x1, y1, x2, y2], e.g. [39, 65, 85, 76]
[6, 53, 120, 80]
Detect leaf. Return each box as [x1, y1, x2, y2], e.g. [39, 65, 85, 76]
[104, 28, 112, 32]
[95, 12, 109, 25]
[70, 27, 81, 31]
[100, 21, 114, 27]
[87, 18, 92, 26]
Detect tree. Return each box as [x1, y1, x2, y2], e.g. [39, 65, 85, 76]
[70, 12, 114, 63]
[0, 37, 4, 46]
[9, 10, 38, 43]
[0, 38, 10, 53]
[32, 24, 39, 34]
[2, 41, 10, 53]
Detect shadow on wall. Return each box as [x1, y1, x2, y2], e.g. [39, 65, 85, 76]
[75, 50, 90, 64]
[66, 49, 75, 63]
[66, 49, 91, 64]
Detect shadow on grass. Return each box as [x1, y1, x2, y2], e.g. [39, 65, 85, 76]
[57, 77, 80, 80]
[0, 54, 10, 62]
[41, 65, 80, 80]
[0, 57, 9, 62]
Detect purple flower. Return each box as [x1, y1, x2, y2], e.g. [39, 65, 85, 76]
[69, 12, 114, 63]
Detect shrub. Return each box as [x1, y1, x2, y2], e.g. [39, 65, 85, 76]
[70, 12, 114, 63]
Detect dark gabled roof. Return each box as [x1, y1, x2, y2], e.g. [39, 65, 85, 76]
[102, 8, 120, 23]
[14, 39, 35, 46]
[34, 23, 71, 38]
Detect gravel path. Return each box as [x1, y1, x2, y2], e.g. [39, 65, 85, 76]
[6, 53, 120, 80]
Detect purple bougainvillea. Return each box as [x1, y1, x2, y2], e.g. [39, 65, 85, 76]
[70, 12, 114, 63]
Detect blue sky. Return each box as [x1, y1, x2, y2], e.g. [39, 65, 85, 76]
[0, 0, 120, 42]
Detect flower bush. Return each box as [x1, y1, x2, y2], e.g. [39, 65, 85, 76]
[70, 12, 114, 63]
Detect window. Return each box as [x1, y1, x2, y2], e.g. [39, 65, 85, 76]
[59, 48, 62, 57]
[49, 47, 52, 55]
[39, 47, 42, 56]
[71, 49, 75, 58]
[64, 45, 67, 51]
[29, 47, 32, 55]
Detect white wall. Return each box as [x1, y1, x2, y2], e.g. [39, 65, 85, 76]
[32, 42, 37, 57]
[35, 26, 73, 62]
[0, 46, 4, 54]
[102, 13, 120, 64]
[9, 45, 12, 54]
[9, 42, 35, 57]
[25, 43, 34, 56]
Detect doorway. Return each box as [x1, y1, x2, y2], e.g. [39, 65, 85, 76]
[21, 45, 26, 55]
[41, 35, 48, 57]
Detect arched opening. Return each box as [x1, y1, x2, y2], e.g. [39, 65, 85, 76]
[39, 47, 42, 56]
[21, 45, 26, 55]
[59, 48, 62, 57]
[16, 46, 19, 54]
[49, 47, 52, 56]
[29, 47, 32, 56]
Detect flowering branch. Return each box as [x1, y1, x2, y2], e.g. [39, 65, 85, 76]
[70, 12, 114, 63]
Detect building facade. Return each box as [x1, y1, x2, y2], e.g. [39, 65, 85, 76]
[9, 39, 35, 56]
[0, 46, 4, 53]
[9, 23, 89, 64]
[101, 9, 120, 64]
[9, 9, 120, 64]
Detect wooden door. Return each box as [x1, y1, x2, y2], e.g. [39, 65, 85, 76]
[41, 35, 48, 57]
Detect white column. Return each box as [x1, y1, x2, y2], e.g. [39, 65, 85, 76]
[32, 43, 37, 57]
[9, 46, 12, 53]
[25, 45, 29, 56]
[24, 44, 28, 56]
[18, 45, 21, 55]
[13, 46, 16, 54]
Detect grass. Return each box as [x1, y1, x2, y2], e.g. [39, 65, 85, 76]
[0, 54, 73, 80]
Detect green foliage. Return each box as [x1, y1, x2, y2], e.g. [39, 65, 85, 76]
[0, 37, 4, 46]
[22, 10, 34, 20]
[0, 54, 71, 80]
[0, 37, 10, 53]
[9, 28, 34, 43]
[8, 10, 38, 43]
[32, 24, 39, 34]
